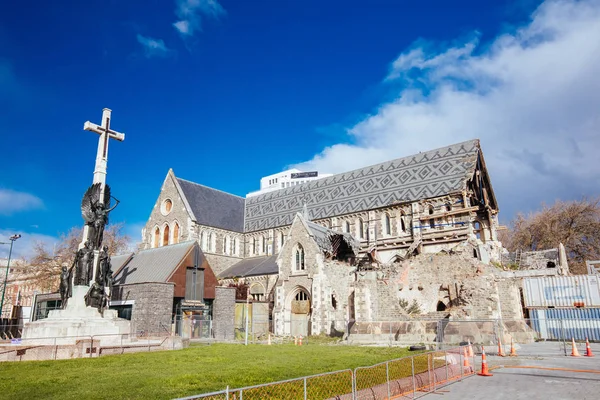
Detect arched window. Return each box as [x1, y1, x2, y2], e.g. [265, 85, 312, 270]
[429, 218, 435, 229]
[173, 222, 180, 244]
[429, 205, 435, 215]
[295, 291, 309, 301]
[400, 212, 406, 233]
[357, 218, 364, 239]
[384, 214, 391, 236]
[262, 236, 267, 254]
[163, 224, 170, 246]
[295, 244, 305, 271]
[252, 238, 257, 255]
[200, 231, 208, 249]
[279, 232, 285, 249]
[209, 232, 216, 252]
[233, 238, 238, 256]
[153, 227, 160, 248]
[223, 236, 230, 255]
[474, 221, 484, 242]
[445, 203, 452, 212]
[345, 221, 350, 233]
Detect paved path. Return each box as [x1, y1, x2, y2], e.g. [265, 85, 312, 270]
[427, 342, 600, 400]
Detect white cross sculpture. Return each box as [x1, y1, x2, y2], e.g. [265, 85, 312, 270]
[83, 108, 125, 203]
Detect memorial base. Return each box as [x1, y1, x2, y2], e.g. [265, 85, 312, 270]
[22, 286, 130, 346]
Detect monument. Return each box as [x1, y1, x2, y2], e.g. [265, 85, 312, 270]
[22, 108, 131, 343]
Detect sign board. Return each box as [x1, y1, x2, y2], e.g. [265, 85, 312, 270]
[291, 171, 318, 179]
[11, 339, 21, 345]
[182, 300, 205, 307]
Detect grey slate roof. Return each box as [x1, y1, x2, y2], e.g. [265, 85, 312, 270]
[219, 255, 279, 279]
[177, 178, 245, 233]
[110, 253, 134, 277]
[113, 241, 197, 285]
[245, 139, 481, 232]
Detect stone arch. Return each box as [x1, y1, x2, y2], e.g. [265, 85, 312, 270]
[249, 282, 266, 301]
[357, 218, 364, 239]
[209, 232, 216, 252]
[383, 212, 391, 236]
[294, 243, 305, 271]
[173, 221, 180, 244]
[163, 223, 170, 246]
[436, 301, 447, 312]
[153, 226, 160, 248]
[286, 286, 311, 337]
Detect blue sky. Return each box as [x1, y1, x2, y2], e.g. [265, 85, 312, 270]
[2, 0, 599, 259]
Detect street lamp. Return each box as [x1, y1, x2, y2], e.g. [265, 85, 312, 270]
[0, 234, 21, 319]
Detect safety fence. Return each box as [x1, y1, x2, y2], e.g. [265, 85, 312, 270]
[175, 346, 476, 400]
[0, 332, 180, 362]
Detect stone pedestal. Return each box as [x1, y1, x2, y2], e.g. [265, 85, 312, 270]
[22, 286, 131, 345]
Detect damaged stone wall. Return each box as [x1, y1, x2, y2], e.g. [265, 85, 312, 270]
[354, 242, 523, 321]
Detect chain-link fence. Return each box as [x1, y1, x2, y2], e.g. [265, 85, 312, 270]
[176, 347, 473, 400]
[0, 332, 179, 362]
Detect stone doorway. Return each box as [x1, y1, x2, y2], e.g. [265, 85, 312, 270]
[290, 289, 310, 337]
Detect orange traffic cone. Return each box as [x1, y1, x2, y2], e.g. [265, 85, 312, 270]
[468, 340, 474, 358]
[497, 338, 506, 357]
[267, 334, 272, 345]
[571, 338, 581, 357]
[509, 338, 518, 357]
[477, 348, 493, 377]
[585, 338, 594, 357]
[463, 347, 471, 368]
[299, 335, 303, 346]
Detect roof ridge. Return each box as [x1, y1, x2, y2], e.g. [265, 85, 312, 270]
[176, 177, 245, 200]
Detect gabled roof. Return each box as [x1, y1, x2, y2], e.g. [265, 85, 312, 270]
[219, 255, 279, 279]
[113, 241, 198, 285]
[245, 139, 481, 232]
[175, 177, 245, 233]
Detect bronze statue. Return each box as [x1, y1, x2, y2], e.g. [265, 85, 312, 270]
[73, 241, 93, 286]
[59, 266, 73, 308]
[85, 282, 107, 313]
[96, 245, 110, 284]
[81, 183, 120, 250]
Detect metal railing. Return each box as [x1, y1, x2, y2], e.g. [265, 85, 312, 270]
[176, 346, 475, 400]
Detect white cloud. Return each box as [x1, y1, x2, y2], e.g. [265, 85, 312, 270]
[173, 0, 225, 37]
[0, 230, 58, 261]
[294, 0, 600, 219]
[0, 189, 44, 215]
[136, 34, 174, 58]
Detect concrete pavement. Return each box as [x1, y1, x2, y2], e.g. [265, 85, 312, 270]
[426, 342, 600, 400]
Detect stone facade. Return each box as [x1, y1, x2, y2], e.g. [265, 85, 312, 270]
[111, 282, 174, 335]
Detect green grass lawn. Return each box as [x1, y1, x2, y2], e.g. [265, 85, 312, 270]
[0, 343, 417, 400]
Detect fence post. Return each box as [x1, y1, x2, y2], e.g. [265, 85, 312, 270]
[225, 386, 229, 400]
[411, 356, 416, 396]
[304, 376, 307, 400]
[352, 368, 357, 400]
[386, 362, 391, 399]
[561, 319, 567, 356]
[445, 350, 449, 383]
[459, 347, 463, 381]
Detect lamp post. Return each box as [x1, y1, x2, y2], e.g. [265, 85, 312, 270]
[0, 234, 21, 319]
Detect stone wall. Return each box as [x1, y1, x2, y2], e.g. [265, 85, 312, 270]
[142, 171, 192, 248]
[213, 286, 235, 340]
[111, 282, 174, 335]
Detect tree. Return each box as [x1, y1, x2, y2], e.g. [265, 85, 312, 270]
[501, 198, 600, 274]
[21, 223, 131, 292]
